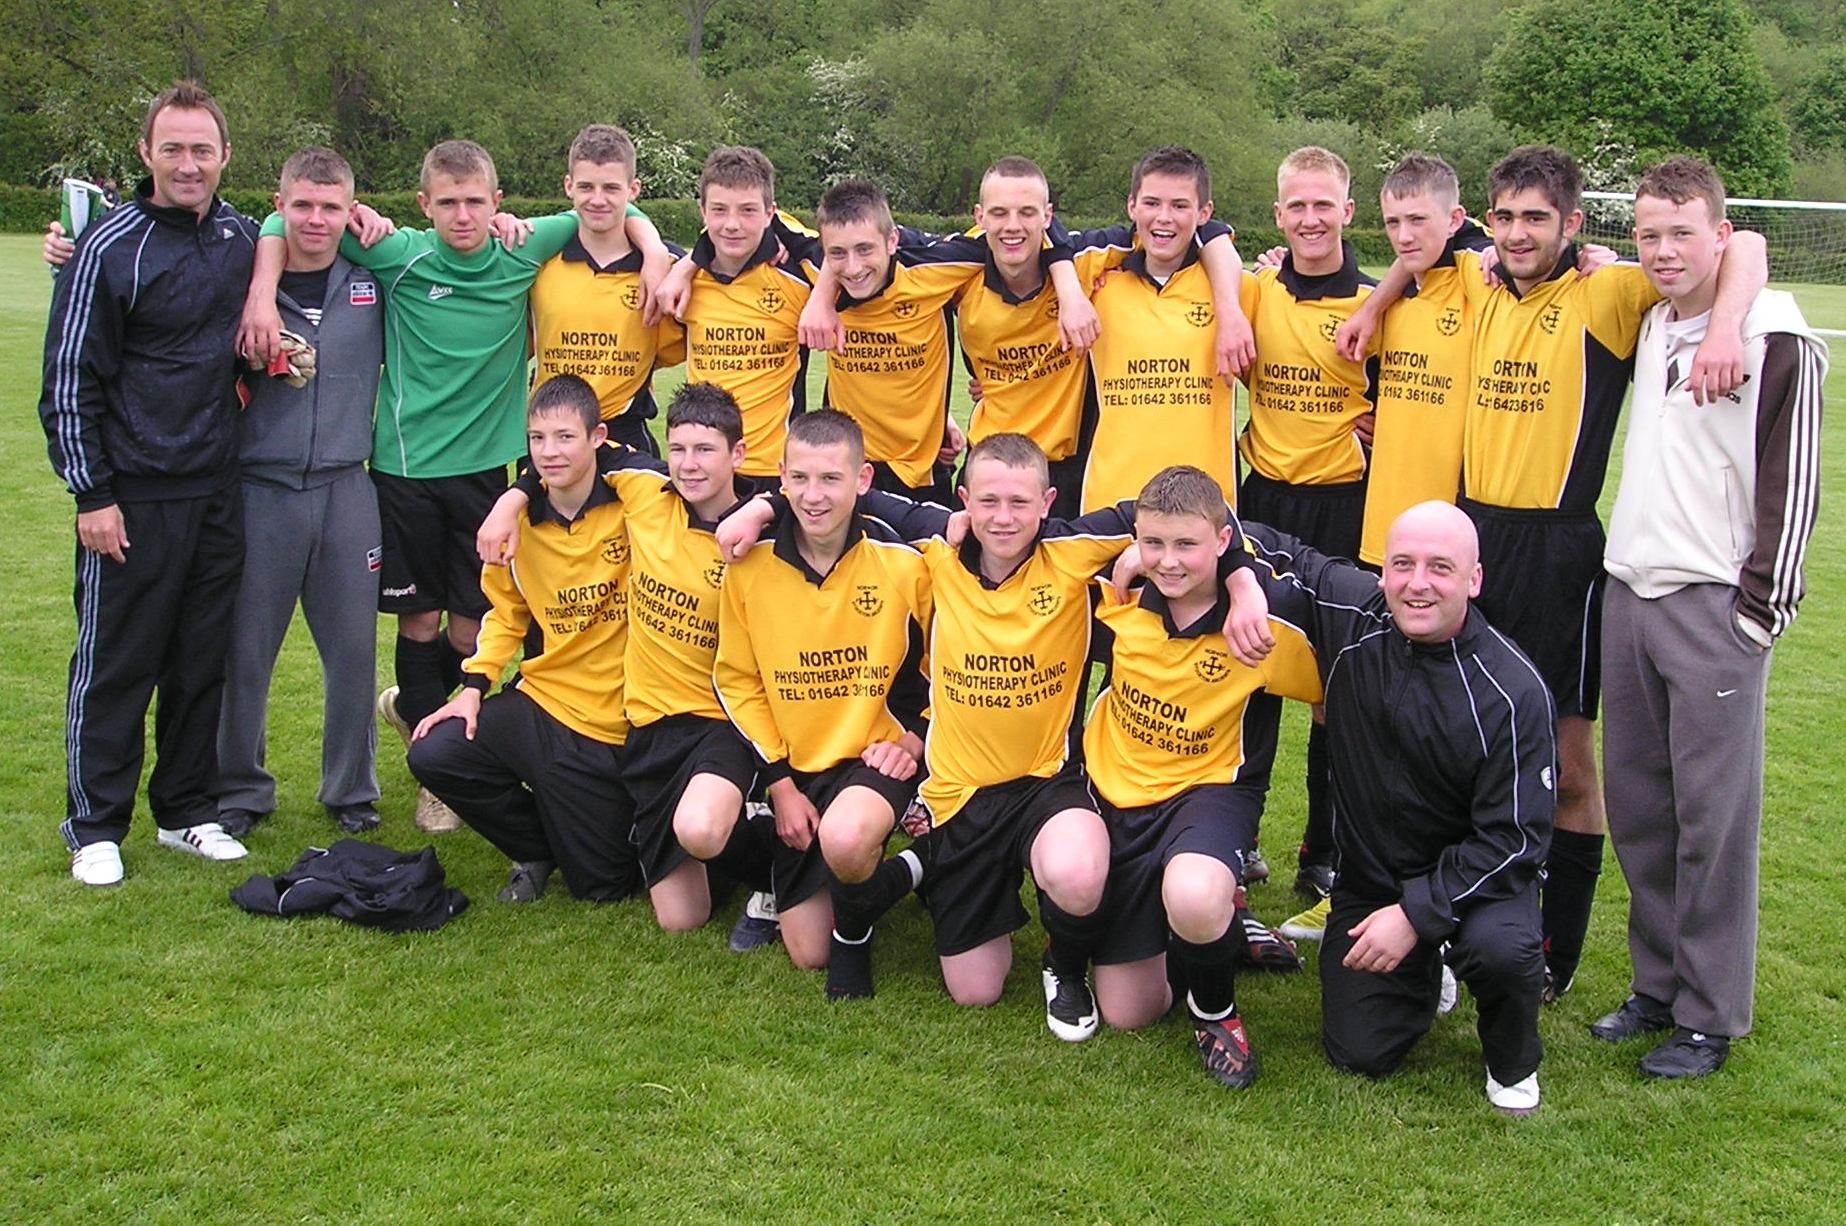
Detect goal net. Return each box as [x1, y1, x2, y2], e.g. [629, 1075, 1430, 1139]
[1578, 190, 1846, 335]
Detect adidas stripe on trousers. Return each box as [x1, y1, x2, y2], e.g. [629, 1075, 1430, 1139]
[61, 488, 243, 849]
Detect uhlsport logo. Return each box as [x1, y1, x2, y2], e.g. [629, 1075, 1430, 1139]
[1193, 648, 1230, 683]
[851, 585, 885, 616]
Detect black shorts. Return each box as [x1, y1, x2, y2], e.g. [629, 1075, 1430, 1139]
[1460, 498, 1601, 719]
[758, 758, 916, 909]
[911, 764, 1098, 957]
[1238, 470, 1366, 564]
[372, 467, 506, 618]
[1096, 783, 1265, 966]
[624, 714, 758, 888]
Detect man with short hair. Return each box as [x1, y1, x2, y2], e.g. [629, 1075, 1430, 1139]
[1080, 146, 1247, 515]
[1593, 156, 1827, 1079]
[215, 146, 385, 840]
[1085, 465, 1321, 1089]
[407, 375, 640, 903]
[241, 137, 670, 832]
[714, 410, 933, 982]
[41, 81, 259, 885]
[1341, 144, 1768, 999]
[1246, 502, 1557, 1114]
[530, 124, 685, 455]
[1237, 145, 1379, 911]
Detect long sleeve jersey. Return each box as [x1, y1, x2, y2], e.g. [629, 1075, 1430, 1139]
[714, 514, 932, 780]
[1247, 525, 1558, 942]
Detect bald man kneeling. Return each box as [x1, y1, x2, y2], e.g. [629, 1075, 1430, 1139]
[1240, 502, 1558, 1115]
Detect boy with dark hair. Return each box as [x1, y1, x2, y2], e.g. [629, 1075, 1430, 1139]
[1078, 146, 1250, 514]
[406, 375, 640, 903]
[1595, 156, 1826, 1079]
[1340, 143, 1769, 999]
[240, 136, 671, 833]
[714, 410, 934, 981]
[215, 146, 385, 840]
[530, 124, 686, 455]
[1084, 465, 1322, 1087]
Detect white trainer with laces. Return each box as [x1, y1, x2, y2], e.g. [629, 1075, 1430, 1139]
[414, 787, 462, 834]
[71, 841, 125, 886]
[1438, 964, 1459, 1016]
[1485, 1070, 1541, 1116]
[156, 822, 249, 861]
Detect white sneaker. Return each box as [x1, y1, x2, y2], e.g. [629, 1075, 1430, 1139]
[414, 787, 461, 834]
[71, 840, 124, 886]
[1485, 1070, 1541, 1116]
[1438, 964, 1459, 1016]
[377, 686, 413, 746]
[157, 822, 249, 861]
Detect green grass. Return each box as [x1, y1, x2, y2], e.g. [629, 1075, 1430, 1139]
[3, 233, 1843, 1223]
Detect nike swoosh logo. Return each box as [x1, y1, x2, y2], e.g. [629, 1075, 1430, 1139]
[1717, 689, 1738, 698]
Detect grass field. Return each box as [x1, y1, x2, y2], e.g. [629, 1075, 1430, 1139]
[3, 232, 1843, 1223]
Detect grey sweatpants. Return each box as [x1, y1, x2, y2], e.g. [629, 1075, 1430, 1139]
[217, 469, 382, 815]
[1602, 579, 1772, 1038]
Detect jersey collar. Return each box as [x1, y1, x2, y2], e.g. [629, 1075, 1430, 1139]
[980, 249, 1048, 305]
[530, 469, 617, 528]
[691, 229, 781, 284]
[560, 232, 643, 274]
[1505, 243, 1579, 301]
[1135, 581, 1230, 639]
[771, 511, 868, 585]
[133, 177, 229, 232]
[1277, 241, 1370, 301]
[1123, 243, 1201, 290]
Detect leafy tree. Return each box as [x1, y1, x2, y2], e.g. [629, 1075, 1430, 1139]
[1484, 0, 1791, 195]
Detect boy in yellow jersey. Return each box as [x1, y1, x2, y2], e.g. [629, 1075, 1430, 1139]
[1080, 147, 1248, 515]
[474, 384, 788, 944]
[793, 180, 1090, 504]
[1085, 466, 1323, 1087]
[1233, 146, 1378, 909]
[1359, 154, 1478, 565]
[654, 146, 818, 480]
[529, 125, 686, 455]
[714, 410, 934, 989]
[948, 157, 1251, 519]
[406, 376, 638, 903]
[1340, 144, 1768, 998]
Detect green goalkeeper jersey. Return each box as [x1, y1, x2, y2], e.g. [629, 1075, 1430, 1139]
[260, 210, 580, 478]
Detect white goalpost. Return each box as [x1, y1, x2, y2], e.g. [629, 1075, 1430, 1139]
[1578, 189, 1846, 338]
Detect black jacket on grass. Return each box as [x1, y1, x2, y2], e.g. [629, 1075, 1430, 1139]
[231, 840, 469, 932]
[1245, 525, 1557, 943]
[39, 180, 257, 511]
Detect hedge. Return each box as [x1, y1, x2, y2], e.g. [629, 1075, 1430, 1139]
[0, 183, 1397, 263]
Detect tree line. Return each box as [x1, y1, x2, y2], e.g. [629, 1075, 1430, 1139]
[4, 0, 1843, 221]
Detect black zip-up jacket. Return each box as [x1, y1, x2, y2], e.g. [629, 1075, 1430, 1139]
[39, 180, 257, 510]
[1246, 525, 1557, 942]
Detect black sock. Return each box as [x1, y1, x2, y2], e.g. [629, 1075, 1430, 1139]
[1301, 721, 1335, 864]
[826, 928, 875, 999]
[1039, 890, 1107, 980]
[830, 851, 921, 943]
[1173, 924, 1244, 1020]
[394, 635, 448, 727]
[1542, 829, 1605, 987]
[437, 631, 466, 695]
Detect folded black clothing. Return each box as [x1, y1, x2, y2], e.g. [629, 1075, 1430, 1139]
[230, 839, 469, 932]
